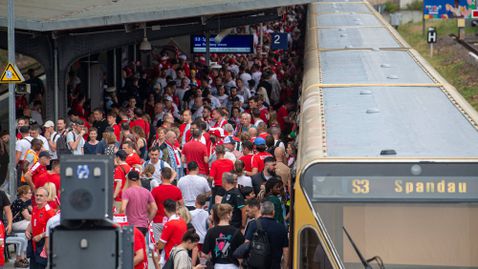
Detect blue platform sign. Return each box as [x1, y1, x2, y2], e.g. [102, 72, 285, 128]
[271, 33, 288, 50]
[423, 0, 475, 19]
[191, 35, 253, 54]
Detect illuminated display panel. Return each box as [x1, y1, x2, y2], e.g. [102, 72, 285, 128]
[302, 162, 478, 202]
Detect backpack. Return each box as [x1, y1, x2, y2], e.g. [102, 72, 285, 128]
[140, 178, 152, 191]
[268, 139, 283, 155]
[247, 219, 271, 268]
[162, 248, 185, 269]
[56, 131, 74, 157]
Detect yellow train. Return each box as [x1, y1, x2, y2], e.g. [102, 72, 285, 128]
[293, 1, 478, 268]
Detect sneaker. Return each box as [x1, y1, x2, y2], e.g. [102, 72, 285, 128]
[13, 259, 29, 268]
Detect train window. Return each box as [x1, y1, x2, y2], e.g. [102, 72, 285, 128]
[300, 227, 334, 269]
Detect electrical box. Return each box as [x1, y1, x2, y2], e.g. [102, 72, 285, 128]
[50, 228, 118, 269]
[60, 155, 114, 223]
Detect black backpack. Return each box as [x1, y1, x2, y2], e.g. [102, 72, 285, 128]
[162, 248, 185, 269]
[247, 219, 271, 268]
[56, 131, 74, 156]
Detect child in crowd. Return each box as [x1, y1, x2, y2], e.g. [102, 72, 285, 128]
[189, 193, 209, 263]
[141, 163, 155, 191]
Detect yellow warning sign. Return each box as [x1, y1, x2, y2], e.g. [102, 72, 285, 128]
[0, 63, 25, 84]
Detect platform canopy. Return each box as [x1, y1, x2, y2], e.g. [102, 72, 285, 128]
[0, 0, 312, 32]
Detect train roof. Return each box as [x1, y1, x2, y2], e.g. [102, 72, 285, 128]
[299, 1, 478, 169]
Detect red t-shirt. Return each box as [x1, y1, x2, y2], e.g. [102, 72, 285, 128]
[130, 118, 150, 137]
[276, 106, 288, 131]
[35, 172, 61, 197]
[31, 204, 55, 237]
[210, 158, 234, 187]
[30, 163, 48, 187]
[30, 163, 48, 206]
[112, 124, 121, 141]
[126, 153, 143, 167]
[239, 154, 253, 173]
[182, 140, 209, 175]
[212, 118, 227, 129]
[133, 227, 148, 269]
[179, 123, 190, 140]
[151, 184, 183, 223]
[252, 151, 272, 173]
[114, 163, 131, 202]
[259, 107, 269, 123]
[160, 216, 187, 260]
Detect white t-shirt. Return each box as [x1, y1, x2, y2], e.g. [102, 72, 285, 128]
[237, 174, 252, 187]
[240, 72, 252, 86]
[143, 159, 171, 185]
[66, 131, 84, 155]
[177, 175, 211, 207]
[50, 131, 62, 159]
[45, 213, 61, 237]
[224, 151, 236, 163]
[216, 95, 229, 107]
[15, 138, 31, 160]
[190, 208, 209, 244]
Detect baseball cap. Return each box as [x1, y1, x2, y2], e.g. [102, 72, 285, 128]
[254, 137, 266, 146]
[38, 151, 52, 159]
[164, 96, 173, 102]
[128, 170, 140, 181]
[43, 120, 54, 128]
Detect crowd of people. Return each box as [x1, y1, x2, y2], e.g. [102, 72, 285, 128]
[6, 5, 306, 269]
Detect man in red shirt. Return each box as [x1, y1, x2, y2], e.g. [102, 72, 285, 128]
[251, 137, 272, 175]
[182, 129, 209, 175]
[130, 108, 150, 138]
[123, 141, 143, 167]
[157, 199, 187, 262]
[151, 167, 183, 241]
[24, 151, 51, 194]
[114, 150, 131, 211]
[248, 97, 268, 123]
[209, 145, 234, 204]
[26, 187, 56, 269]
[239, 140, 254, 176]
[34, 159, 61, 197]
[275, 103, 290, 132]
[133, 227, 148, 269]
[107, 111, 121, 141]
[211, 108, 227, 129]
[179, 109, 192, 146]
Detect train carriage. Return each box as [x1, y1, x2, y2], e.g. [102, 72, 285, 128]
[293, 1, 478, 268]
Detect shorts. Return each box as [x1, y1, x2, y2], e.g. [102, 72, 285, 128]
[152, 222, 164, 242]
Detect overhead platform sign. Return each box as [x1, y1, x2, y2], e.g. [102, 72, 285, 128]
[0, 63, 24, 83]
[424, 0, 476, 19]
[271, 33, 288, 50]
[191, 35, 253, 54]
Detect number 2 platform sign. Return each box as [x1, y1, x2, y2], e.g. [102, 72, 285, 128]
[271, 33, 288, 50]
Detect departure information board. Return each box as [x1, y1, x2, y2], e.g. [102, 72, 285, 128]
[191, 35, 253, 54]
[302, 161, 478, 202]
